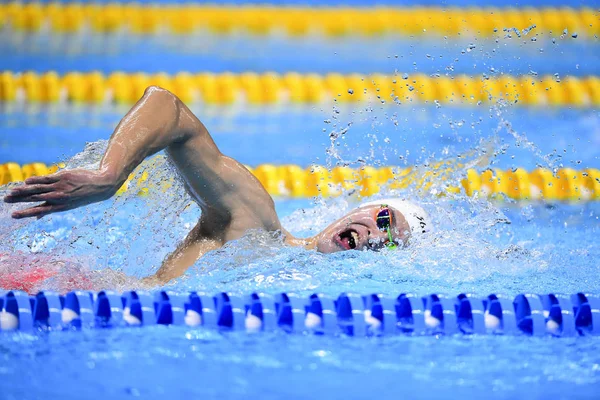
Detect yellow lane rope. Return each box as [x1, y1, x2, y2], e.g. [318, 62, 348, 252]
[1, 71, 599, 106]
[1, 162, 598, 202]
[1, 3, 598, 38]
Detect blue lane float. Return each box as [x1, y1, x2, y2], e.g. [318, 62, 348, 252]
[0, 290, 598, 337]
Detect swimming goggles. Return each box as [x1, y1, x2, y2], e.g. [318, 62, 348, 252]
[375, 205, 398, 250]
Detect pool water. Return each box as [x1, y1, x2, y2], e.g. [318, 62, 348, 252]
[1, 142, 600, 399]
[2, 326, 600, 400]
[2, 2, 600, 399]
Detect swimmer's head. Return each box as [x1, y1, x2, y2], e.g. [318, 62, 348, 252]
[314, 199, 430, 253]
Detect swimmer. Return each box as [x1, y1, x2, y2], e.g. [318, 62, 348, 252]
[4, 87, 429, 285]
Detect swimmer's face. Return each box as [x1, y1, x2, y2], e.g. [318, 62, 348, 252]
[315, 205, 411, 253]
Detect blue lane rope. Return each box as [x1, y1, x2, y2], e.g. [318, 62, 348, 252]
[0, 290, 598, 337]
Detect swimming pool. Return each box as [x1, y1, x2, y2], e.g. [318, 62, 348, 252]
[2, 192, 600, 399]
[1, 1, 600, 399]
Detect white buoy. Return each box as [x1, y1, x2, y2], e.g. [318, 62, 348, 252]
[529, 184, 542, 201]
[245, 312, 262, 332]
[304, 312, 322, 330]
[481, 185, 492, 198]
[484, 310, 501, 330]
[61, 308, 79, 324]
[364, 309, 382, 330]
[0, 310, 19, 331]
[184, 309, 202, 327]
[546, 319, 560, 335]
[123, 307, 142, 326]
[424, 309, 441, 329]
[581, 186, 592, 201]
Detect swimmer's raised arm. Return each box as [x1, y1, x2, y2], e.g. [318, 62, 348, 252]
[5, 86, 278, 230]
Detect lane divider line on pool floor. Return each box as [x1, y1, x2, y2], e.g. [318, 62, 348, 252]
[1, 4, 598, 38]
[1, 162, 599, 202]
[0, 290, 598, 337]
[1, 71, 599, 107]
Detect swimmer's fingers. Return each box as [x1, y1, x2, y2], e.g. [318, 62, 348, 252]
[4, 184, 58, 203]
[5, 191, 67, 204]
[24, 174, 61, 185]
[11, 202, 68, 219]
[3, 173, 63, 203]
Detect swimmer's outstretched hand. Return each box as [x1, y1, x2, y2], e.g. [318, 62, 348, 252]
[4, 169, 118, 219]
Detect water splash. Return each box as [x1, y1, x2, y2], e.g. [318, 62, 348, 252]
[1, 143, 199, 291]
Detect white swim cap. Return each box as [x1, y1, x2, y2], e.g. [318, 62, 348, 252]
[362, 198, 431, 234]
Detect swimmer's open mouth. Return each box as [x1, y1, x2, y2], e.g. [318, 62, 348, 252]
[338, 229, 359, 250]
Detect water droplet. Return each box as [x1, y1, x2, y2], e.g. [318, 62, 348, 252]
[402, 73, 409, 80]
[347, 89, 354, 95]
[571, 33, 578, 38]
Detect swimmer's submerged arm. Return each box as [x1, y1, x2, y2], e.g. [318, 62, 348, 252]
[5, 86, 274, 222]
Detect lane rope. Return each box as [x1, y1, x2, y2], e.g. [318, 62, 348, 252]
[1, 3, 598, 38]
[1, 71, 599, 106]
[1, 162, 599, 201]
[0, 289, 597, 337]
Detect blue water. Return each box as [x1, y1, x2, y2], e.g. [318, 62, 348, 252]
[1, 328, 599, 400]
[2, 189, 600, 399]
[2, 105, 599, 169]
[3, 35, 598, 76]
[1, 129, 600, 398]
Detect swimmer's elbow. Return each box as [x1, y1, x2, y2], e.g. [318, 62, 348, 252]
[141, 86, 207, 146]
[141, 85, 190, 136]
[143, 85, 181, 110]
[144, 85, 172, 97]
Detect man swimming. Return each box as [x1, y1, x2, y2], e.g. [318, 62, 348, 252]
[4, 86, 429, 285]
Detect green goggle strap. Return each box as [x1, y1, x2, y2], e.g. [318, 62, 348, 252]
[378, 205, 397, 250]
